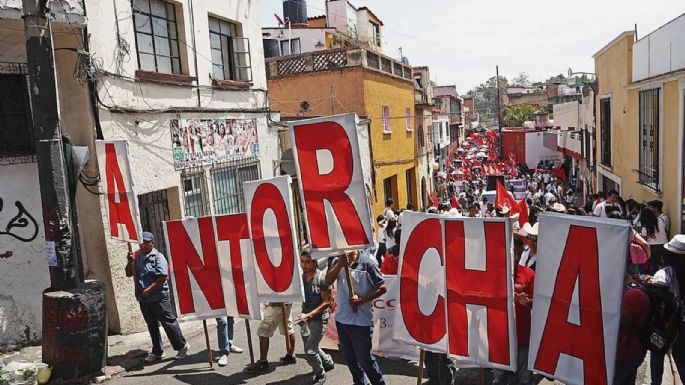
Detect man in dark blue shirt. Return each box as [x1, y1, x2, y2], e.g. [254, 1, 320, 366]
[125, 231, 189, 363]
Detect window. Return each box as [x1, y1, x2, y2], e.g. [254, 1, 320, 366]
[405, 107, 412, 132]
[133, 0, 182, 74]
[209, 17, 252, 82]
[280, 38, 301, 56]
[369, 22, 380, 46]
[182, 172, 209, 217]
[417, 125, 424, 148]
[0, 70, 33, 156]
[600, 98, 611, 166]
[211, 160, 260, 215]
[383, 175, 397, 209]
[382, 106, 391, 134]
[639, 88, 660, 190]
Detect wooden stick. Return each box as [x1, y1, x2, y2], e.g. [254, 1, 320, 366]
[245, 319, 255, 365]
[416, 349, 425, 385]
[479, 368, 485, 385]
[344, 252, 357, 311]
[668, 352, 677, 384]
[280, 303, 292, 354]
[202, 320, 213, 368]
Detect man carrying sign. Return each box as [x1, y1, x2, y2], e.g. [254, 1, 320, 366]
[125, 231, 189, 363]
[325, 250, 387, 385]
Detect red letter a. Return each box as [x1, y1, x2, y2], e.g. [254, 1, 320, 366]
[294, 121, 369, 248]
[105, 143, 138, 241]
[533, 225, 607, 385]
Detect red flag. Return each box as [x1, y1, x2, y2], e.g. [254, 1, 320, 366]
[430, 193, 439, 208]
[518, 199, 529, 227]
[495, 179, 519, 215]
[451, 196, 462, 209]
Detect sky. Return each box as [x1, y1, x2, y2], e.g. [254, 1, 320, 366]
[260, 0, 685, 93]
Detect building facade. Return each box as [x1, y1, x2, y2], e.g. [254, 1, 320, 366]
[0, 0, 279, 344]
[413, 66, 435, 210]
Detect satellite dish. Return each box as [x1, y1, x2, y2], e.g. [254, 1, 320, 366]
[300, 100, 310, 112]
[280, 148, 298, 177]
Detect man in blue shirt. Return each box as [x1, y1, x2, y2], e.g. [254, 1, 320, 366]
[325, 250, 387, 385]
[125, 231, 189, 363]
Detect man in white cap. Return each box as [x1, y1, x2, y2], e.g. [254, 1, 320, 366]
[649, 234, 685, 385]
[126, 231, 189, 363]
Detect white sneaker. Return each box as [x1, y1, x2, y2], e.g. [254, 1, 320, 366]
[229, 345, 244, 354]
[144, 352, 164, 363]
[175, 343, 190, 360]
[217, 354, 228, 366]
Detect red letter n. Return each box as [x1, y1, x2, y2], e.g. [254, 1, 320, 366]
[293, 121, 369, 248]
[399, 218, 446, 345]
[445, 221, 511, 366]
[533, 225, 607, 385]
[166, 217, 224, 315]
[104, 143, 138, 241]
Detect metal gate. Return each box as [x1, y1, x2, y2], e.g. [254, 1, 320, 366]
[138, 189, 170, 255]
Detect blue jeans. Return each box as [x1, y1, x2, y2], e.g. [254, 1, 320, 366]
[216, 316, 234, 355]
[302, 316, 334, 376]
[492, 346, 533, 385]
[336, 322, 386, 385]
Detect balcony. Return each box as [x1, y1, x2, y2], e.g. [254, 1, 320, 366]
[0, 0, 85, 23]
[266, 47, 413, 83]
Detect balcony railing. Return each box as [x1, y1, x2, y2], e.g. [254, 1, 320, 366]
[0, 0, 85, 23]
[266, 47, 413, 83]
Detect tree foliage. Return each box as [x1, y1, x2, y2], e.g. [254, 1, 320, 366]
[512, 72, 531, 87]
[466, 75, 508, 128]
[504, 105, 537, 127]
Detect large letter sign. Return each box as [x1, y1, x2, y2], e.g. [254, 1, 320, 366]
[164, 217, 227, 321]
[290, 114, 374, 258]
[96, 140, 142, 243]
[392, 214, 515, 370]
[244, 176, 304, 302]
[445, 218, 515, 370]
[394, 212, 447, 352]
[528, 214, 629, 385]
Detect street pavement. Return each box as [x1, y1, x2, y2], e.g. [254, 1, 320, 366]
[2, 318, 676, 384]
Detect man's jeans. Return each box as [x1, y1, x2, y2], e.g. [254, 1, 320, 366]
[302, 316, 334, 376]
[651, 333, 685, 385]
[336, 322, 386, 385]
[492, 346, 533, 385]
[216, 316, 234, 355]
[425, 351, 456, 385]
[139, 298, 186, 356]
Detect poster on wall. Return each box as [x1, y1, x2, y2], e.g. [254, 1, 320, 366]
[170, 118, 259, 169]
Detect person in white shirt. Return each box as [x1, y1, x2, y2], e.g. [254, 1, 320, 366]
[384, 198, 396, 221]
[648, 200, 670, 238]
[593, 190, 621, 218]
[641, 208, 668, 274]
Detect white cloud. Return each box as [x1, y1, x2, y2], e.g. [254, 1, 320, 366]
[261, 0, 685, 92]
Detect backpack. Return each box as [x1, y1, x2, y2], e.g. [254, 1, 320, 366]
[639, 283, 682, 353]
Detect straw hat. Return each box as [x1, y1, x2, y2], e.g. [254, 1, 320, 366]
[664, 234, 685, 254]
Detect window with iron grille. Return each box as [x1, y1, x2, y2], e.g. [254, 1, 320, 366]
[0, 69, 33, 156]
[600, 98, 611, 166]
[209, 16, 252, 82]
[211, 159, 260, 215]
[382, 106, 391, 134]
[182, 171, 210, 217]
[133, 0, 182, 74]
[639, 88, 660, 190]
[417, 125, 424, 148]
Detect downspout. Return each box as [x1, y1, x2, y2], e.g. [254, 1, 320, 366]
[188, 0, 201, 107]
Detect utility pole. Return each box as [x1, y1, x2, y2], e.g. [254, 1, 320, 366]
[23, 0, 106, 379]
[330, 85, 335, 115]
[496, 65, 502, 157]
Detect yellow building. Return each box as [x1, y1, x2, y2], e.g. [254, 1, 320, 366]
[266, 48, 418, 217]
[595, 15, 685, 234]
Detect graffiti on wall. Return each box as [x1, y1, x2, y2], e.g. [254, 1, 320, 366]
[0, 198, 39, 242]
[0, 163, 44, 260]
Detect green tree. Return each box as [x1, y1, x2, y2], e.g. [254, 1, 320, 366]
[546, 73, 567, 84]
[512, 72, 531, 87]
[466, 75, 508, 128]
[503, 105, 537, 126]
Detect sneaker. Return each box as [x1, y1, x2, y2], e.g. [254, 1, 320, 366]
[144, 352, 164, 363]
[279, 354, 296, 365]
[323, 361, 335, 372]
[312, 373, 326, 385]
[229, 345, 244, 353]
[244, 359, 269, 373]
[174, 343, 190, 360]
[217, 354, 228, 367]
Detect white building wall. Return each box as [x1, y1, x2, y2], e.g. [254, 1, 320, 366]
[262, 28, 331, 54]
[553, 101, 580, 130]
[0, 163, 48, 347]
[633, 14, 685, 81]
[524, 131, 561, 168]
[326, 0, 357, 37]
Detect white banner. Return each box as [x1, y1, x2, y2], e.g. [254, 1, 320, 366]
[528, 214, 629, 385]
[243, 176, 304, 303]
[96, 140, 142, 243]
[290, 114, 375, 259]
